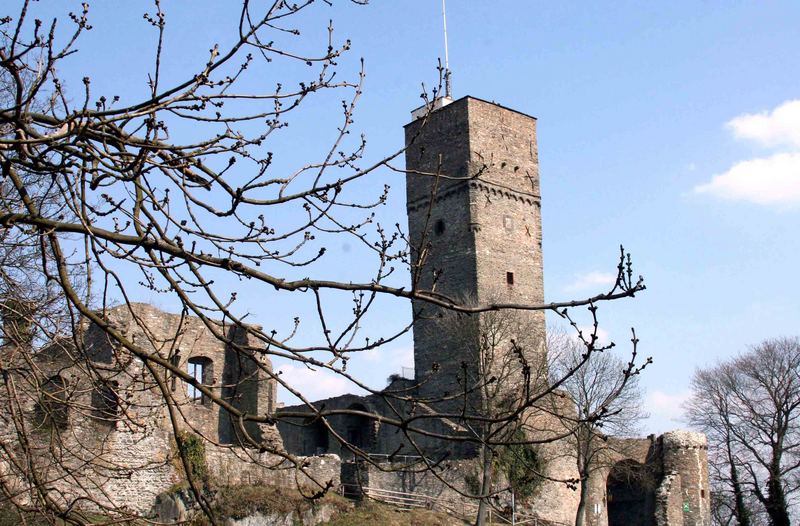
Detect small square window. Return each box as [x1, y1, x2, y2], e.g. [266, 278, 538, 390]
[506, 272, 514, 285]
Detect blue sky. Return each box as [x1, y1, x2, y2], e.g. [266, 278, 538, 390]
[21, 1, 800, 433]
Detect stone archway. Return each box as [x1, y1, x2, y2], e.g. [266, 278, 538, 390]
[343, 403, 374, 453]
[607, 459, 655, 526]
[303, 417, 329, 456]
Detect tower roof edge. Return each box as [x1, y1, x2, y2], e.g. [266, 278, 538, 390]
[405, 95, 537, 127]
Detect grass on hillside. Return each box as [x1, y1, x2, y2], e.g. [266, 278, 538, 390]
[188, 484, 352, 525]
[2, 492, 476, 526]
[321, 501, 469, 526]
[0, 505, 132, 526]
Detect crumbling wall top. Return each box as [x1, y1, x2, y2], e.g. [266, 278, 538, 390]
[661, 429, 707, 449]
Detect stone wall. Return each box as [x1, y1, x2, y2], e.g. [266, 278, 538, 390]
[655, 472, 684, 526]
[206, 448, 340, 492]
[0, 304, 343, 517]
[661, 431, 709, 526]
[84, 303, 277, 446]
[0, 347, 179, 514]
[466, 98, 546, 372]
[403, 96, 547, 451]
[347, 448, 577, 526]
[405, 97, 480, 412]
[343, 428, 708, 526]
[277, 388, 475, 461]
[358, 458, 477, 514]
[524, 396, 583, 526]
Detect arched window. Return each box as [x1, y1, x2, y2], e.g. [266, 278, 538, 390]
[92, 379, 120, 422]
[37, 375, 69, 429]
[187, 357, 213, 405]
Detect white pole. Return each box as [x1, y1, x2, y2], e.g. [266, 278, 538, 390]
[441, 0, 452, 97]
[511, 490, 516, 526]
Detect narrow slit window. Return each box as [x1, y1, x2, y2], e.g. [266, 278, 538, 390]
[170, 352, 181, 392]
[506, 272, 514, 285]
[434, 219, 446, 236]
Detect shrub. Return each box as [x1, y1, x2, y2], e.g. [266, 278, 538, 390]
[174, 430, 209, 484]
[495, 429, 544, 499]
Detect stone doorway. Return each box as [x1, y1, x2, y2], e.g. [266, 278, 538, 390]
[343, 403, 373, 453]
[606, 459, 655, 526]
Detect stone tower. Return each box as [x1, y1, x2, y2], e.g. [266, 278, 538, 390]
[660, 431, 711, 526]
[404, 96, 545, 412]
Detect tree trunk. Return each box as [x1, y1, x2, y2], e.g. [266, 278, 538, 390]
[475, 444, 494, 526]
[575, 475, 589, 526]
[765, 473, 790, 526]
[727, 456, 750, 526]
[574, 430, 590, 526]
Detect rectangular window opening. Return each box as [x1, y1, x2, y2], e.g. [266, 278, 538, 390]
[506, 272, 514, 285]
[187, 360, 204, 403]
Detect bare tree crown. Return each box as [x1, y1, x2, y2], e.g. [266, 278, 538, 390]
[0, 2, 648, 523]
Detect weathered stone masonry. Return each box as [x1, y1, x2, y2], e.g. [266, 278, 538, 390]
[405, 97, 546, 409]
[278, 96, 711, 526]
[0, 95, 711, 525]
[0, 303, 337, 515]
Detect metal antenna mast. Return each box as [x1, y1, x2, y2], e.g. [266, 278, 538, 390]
[441, 0, 452, 98]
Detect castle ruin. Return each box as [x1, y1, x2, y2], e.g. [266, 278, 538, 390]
[278, 96, 711, 526]
[0, 96, 710, 525]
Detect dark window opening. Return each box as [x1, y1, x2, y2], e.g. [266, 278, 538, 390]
[434, 219, 446, 236]
[93, 380, 120, 422]
[170, 352, 181, 392]
[701, 489, 705, 498]
[506, 272, 514, 285]
[606, 460, 655, 526]
[187, 357, 213, 405]
[342, 403, 374, 457]
[304, 417, 330, 456]
[37, 375, 69, 429]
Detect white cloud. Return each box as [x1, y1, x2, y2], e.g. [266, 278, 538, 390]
[564, 271, 616, 293]
[727, 99, 800, 149]
[361, 346, 414, 368]
[695, 99, 800, 207]
[645, 389, 690, 427]
[693, 152, 800, 205]
[276, 363, 357, 403]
